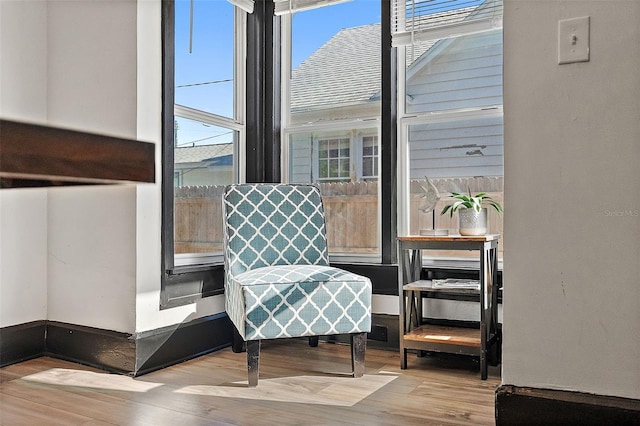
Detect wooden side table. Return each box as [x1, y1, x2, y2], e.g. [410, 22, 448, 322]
[397, 234, 500, 379]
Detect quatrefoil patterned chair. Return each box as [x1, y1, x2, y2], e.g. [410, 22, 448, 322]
[223, 183, 372, 386]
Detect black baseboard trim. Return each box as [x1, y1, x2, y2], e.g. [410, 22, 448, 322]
[46, 321, 136, 374]
[324, 313, 400, 351]
[496, 385, 640, 425]
[1, 315, 234, 376]
[134, 313, 233, 376]
[0, 320, 46, 368]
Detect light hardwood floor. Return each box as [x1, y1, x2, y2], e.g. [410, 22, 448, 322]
[0, 339, 500, 425]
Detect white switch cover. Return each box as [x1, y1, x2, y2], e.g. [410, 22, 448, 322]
[558, 16, 590, 64]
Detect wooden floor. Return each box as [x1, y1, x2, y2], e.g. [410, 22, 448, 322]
[0, 339, 501, 425]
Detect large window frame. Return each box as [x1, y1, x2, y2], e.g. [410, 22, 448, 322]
[160, 0, 248, 308]
[159, 0, 505, 302]
[159, 0, 404, 301]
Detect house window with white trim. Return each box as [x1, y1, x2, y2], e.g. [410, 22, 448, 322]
[318, 138, 350, 181]
[361, 135, 378, 180]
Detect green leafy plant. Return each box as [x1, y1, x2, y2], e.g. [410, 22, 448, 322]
[440, 189, 503, 217]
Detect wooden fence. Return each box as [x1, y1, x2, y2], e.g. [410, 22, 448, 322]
[174, 178, 504, 255]
[174, 185, 225, 254]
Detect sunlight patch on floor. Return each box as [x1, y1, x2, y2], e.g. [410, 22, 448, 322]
[19, 368, 398, 407]
[21, 368, 163, 393]
[175, 373, 398, 406]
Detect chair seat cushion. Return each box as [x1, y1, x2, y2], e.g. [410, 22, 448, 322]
[226, 265, 372, 341]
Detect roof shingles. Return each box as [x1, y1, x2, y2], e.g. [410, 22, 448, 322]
[290, 24, 381, 112]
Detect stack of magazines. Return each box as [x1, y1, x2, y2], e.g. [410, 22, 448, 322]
[432, 278, 480, 290]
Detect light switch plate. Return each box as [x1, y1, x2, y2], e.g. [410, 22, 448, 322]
[558, 16, 590, 65]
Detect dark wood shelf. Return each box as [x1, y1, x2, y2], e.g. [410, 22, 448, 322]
[0, 119, 155, 188]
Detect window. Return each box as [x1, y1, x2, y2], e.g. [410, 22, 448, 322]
[280, 0, 382, 261]
[395, 0, 504, 265]
[318, 138, 350, 181]
[162, 0, 247, 306]
[361, 135, 379, 179]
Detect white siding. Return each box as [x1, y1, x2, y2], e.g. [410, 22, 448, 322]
[289, 133, 313, 183]
[407, 30, 503, 113]
[407, 29, 503, 179]
[409, 115, 503, 178]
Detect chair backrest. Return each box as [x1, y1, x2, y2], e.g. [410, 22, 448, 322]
[223, 183, 330, 279]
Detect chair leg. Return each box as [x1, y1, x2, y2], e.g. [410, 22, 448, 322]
[350, 332, 367, 378]
[247, 340, 260, 387]
[308, 336, 319, 347]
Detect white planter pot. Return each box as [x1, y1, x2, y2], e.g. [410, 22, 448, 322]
[458, 208, 487, 236]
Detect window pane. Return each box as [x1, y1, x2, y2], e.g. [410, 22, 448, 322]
[408, 117, 504, 258]
[286, 0, 380, 257]
[317, 137, 350, 181]
[290, 3, 381, 121]
[175, 0, 235, 119]
[174, 116, 235, 256]
[172, 1, 239, 266]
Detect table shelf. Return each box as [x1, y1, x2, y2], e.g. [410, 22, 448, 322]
[404, 324, 481, 348]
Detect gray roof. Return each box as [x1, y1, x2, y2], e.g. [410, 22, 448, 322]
[289, 3, 496, 112]
[175, 143, 232, 164]
[290, 24, 381, 112]
[289, 23, 437, 112]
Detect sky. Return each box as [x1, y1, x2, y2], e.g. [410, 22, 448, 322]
[173, 0, 380, 147]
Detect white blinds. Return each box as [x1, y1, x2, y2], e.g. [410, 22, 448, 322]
[228, 0, 254, 14]
[391, 0, 502, 46]
[274, 0, 351, 16]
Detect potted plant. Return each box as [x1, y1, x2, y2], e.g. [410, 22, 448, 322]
[440, 189, 503, 236]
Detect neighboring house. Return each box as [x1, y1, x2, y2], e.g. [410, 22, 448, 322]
[174, 143, 233, 186]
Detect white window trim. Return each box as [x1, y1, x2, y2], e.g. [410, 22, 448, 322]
[228, 0, 254, 14]
[316, 136, 351, 181]
[174, 104, 244, 131]
[360, 133, 379, 180]
[274, 0, 351, 15]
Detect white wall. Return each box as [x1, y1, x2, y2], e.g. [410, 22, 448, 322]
[44, 0, 139, 332]
[0, 190, 48, 327]
[1, 0, 226, 334]
[0, 0, 49, 327]
[503, 0, 640, 400]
